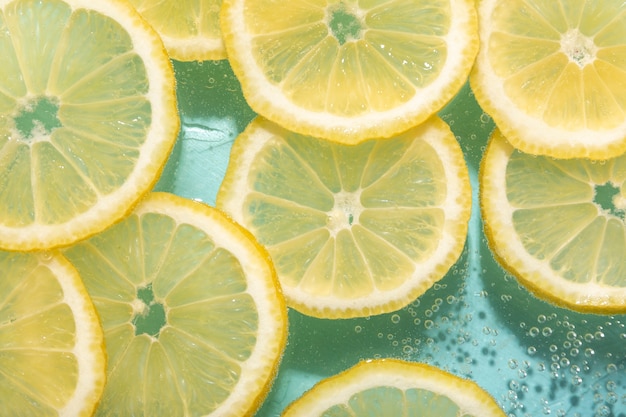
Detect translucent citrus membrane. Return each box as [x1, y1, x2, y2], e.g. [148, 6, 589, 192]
[128, 0, 225, 60]
[246, 0, 450, 116]
[488, 0, 626, 130]
[321, 386, 463, 415]
[281, 359, 506, 417]
[0, 0, 150, 227]
[63, 193, 285, 416]
[247, 132, 446, 294]
[0, 251, 104, 416]
[219, 116, 470, 318]
[507, 147, 626, 286]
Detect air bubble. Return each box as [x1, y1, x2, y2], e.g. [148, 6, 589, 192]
[537, 314, 547, 323]
[391, 314, 401, 324]
[529, 327, 540, 337]
[527, 346, 537, 356]
[606, 363, 618, 373]
[354, 325, 362, 333]
[542, 327, 553, 337]
[508, 359, 519, 369]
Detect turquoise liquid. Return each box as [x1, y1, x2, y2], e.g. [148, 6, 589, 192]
[156, 60, 626, 417]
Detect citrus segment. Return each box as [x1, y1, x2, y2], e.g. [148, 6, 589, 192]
[128, 0, 226, 61]
[217, 116, 471, 319]
[281, 359, 506, 417]
[62, 192, 287, 417]
[471, 0, 626, 159]
[0, 251, 106, 416]
[220, 0, 478, 143]
[481, 129, 626, 313]
[0, 0, 179, 251]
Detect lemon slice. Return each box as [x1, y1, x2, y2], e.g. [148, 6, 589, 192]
[0, 0, 179, 251]
[220, 0, 478, 144]
[481, 129, 626, 313]
[0, 251, 105, 416]
[62, 192, 287, 416]
[217, 116, 471, 319]
[282, 359, 506, 417]
[128, 0, 226, 61]
[471, 0, 626, 160]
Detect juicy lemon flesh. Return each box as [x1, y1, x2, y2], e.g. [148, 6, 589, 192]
[1, 0, 150, 225]
[321, 387, 463, 416]
[245, 126, 445, 297]
[506, 148, 626, 287]
[246, 0, 450, 116]
[63, 193, 284, 417]
[131, 0, 221, 39]
[0, 251, 104, 416]
[281, 359, 506, 417]
[489, 0, 626, 131]
[128, 0, 224, 60]
[218, 116, 471, 318]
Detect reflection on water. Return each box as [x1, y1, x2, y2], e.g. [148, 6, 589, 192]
[159, 115, 238, 204]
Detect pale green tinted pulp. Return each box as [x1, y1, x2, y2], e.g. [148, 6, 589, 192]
[321, 386, 464, 416]
[157, 60, 626, 417]
[64, 208, 258, 416]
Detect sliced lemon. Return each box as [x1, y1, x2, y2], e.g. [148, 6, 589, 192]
[0, 0, 179, 251]
[128, 0, 226, 61]
[220, 0, 478, 144]
[217, 116, 471, 319]
[471, 0, 626, 160]
[0, 251, 106, 416]
[62, 192, 287, 417]
[282, 359, 506, 417]
[481, 129, 626, 313]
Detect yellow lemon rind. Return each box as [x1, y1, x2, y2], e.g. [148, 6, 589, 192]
[281, 358, 506, 417]
[220, 0, 479, 144]
[217, 116, 471, 319]
[480, 129, 626, 313]
[0, 0, 179, 252]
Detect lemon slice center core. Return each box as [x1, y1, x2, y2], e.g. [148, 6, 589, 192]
[14, 96, 62, 141]
[561, 29, 597, 68]
[328, 190, 362, 234]
[595, 182, 626, 219]
[327, 3, 363, 45]
[131, 283, 167, 338]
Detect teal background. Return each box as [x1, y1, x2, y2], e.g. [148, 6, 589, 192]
[155, 59, 626, 417]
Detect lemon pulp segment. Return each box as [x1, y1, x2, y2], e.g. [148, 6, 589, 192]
[63, 192, 286, 417]
[481, 129, 626, 313]
[129, 0, 226, 61]
[281, 359, 506, 417]
[217, 116, 471, 318]
[0, 251, 105, 416]
[0, 0, 178, 250]
[471, 0, 626, 159]
[221, 0, 478, 143]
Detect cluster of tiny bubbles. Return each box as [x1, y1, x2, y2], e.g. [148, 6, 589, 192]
[499, 310, 626, 416]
